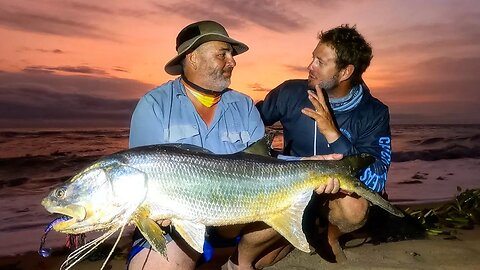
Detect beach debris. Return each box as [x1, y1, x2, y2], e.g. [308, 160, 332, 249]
[398, 180, 423, 184]
[412, 172, 428, 180]
[407, 251, 421, 257]
[405, 188, 480, 236]
[40, 138, 404, 269]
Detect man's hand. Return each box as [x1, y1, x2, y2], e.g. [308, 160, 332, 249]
[315, 178, 340, 194]
[302, 153, 343, 194]
[157, 219, 171, 227]
[301, 85, 341, 143]
[301, 153, 343, 161]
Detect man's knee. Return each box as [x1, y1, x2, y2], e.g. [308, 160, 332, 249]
[345, 197, 369, 223]
[240, 222, 280, 247]
[129, 240, 199, 270]
[329, 196, 369, 230]
[128, 248, 166, 270]
[254, 243, 294, 269]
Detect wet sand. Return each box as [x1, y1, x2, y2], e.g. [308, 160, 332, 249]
[1, 225, 479, 270]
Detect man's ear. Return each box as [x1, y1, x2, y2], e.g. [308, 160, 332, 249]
[339, 64, 355, 82]
[186, 51, 197, 70]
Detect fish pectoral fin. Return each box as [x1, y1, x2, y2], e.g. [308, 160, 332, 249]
[134, 216, 168, 258]
[265, 189, 312, 253]
[171, 218, 205, 254]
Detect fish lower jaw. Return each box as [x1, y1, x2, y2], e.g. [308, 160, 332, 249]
[53, 221, 116, 234]
[52, 218, 79, 232]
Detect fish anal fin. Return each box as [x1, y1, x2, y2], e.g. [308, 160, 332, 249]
[265, 189, 312, 253]
[133, 209, 168, 258]
[171, 218, 206, 254]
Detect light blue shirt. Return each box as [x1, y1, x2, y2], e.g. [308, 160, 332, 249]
[129, 78, 265, 154]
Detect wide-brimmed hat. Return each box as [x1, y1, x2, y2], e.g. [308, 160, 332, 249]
[164, 20, 249, 75]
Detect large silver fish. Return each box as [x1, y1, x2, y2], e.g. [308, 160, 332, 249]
[41, 141, 403, 268]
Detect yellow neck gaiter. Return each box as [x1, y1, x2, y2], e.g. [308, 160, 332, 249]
[184, 84, 221, 107]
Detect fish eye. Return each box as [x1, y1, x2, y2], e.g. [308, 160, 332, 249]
[54, 187, 67, 198]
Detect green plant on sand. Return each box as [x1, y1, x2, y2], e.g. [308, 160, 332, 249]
[405, 188, 480, 237]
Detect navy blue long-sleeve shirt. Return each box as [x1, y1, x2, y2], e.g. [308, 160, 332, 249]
[256, 79, 392, 192]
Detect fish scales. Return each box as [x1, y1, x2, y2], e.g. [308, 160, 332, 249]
[120, 147, 318, 225]
[42, 143, 404, 267]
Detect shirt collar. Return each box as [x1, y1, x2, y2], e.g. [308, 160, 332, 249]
[172, 77, 241, 104]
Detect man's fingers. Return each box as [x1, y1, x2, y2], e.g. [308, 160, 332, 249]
[302, 153, 344, 161]
[324, 180, 334, 193]
[323, 153, 343, 160]
[307, 90, 323, 112]
[332, 178, 340, 193]
[314, 84, 329, 110]
[315, 178, 340, 194]
[315, 184, 326, 194]
[158, 219, 171, 227]
[301, 108, 319, 120]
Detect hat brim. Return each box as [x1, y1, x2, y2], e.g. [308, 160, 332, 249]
[164, 33, 249, 75]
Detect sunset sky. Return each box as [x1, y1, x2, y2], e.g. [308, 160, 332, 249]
[0, 0, 479, 128]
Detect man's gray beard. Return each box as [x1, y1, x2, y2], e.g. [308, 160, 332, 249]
[208, 73, 231, 92]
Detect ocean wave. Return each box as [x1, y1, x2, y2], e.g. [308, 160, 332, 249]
[0, 154, 100, 190]
[409, 133, 480, 146]
[0, 177, 29, 188]
[392, 144, 480, 162]
[0, 128, 129, 139]
[0, 153, 99, 168]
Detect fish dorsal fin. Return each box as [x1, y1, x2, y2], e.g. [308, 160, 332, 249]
[133, 208, 168, 258]
[242, 133, 275, 157]
[171, 218, 206, 254]
[161, 144, 214, 154]
[341, 153, 375, 176]
[264, 189, 313, 253]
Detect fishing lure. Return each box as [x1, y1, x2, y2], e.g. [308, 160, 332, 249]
[38, 216, 82, 257]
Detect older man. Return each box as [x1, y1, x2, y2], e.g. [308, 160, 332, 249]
[127, 20, 265, 270]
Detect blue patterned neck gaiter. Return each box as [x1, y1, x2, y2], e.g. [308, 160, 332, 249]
[329, 84, 363, 112]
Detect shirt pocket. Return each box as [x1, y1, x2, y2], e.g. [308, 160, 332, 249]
[221, 130, 251, 144]
[164, 124, 199, 143]
[218, 107, 252, 151]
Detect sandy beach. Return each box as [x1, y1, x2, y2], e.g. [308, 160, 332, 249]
[270, 227, 480, 270]
[1, 224, 479, 270]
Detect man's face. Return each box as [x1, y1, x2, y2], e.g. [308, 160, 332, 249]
[307, 42, 340, 93]
[195, 41, 236, 92]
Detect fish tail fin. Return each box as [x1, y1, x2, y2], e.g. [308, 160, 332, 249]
[350, 177, 404, 217]
[337, 154, 404, 218]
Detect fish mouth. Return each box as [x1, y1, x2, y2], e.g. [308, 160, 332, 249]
[45, 205, 87, 232]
